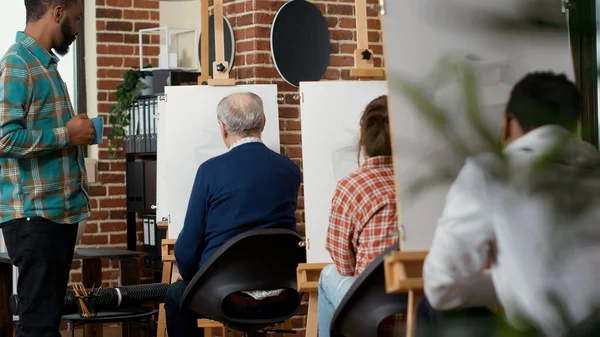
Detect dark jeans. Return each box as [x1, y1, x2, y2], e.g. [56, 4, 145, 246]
[416, 295, 540, 337]
[165, 280, 297, 337]
[1, 217, 78, 337]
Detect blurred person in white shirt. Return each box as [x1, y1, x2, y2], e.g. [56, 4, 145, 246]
[418, 72, 600, 337]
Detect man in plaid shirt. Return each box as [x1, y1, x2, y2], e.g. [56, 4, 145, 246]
[319, 96, 403, 337]
[0, 1, 95, 335]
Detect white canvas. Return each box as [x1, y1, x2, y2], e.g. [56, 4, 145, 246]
[157, 85, 281, 239]
[382, 0, 574, 250]
[301, 81, 389, 263]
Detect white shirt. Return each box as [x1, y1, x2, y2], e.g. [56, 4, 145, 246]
[424, 125, 600, 336]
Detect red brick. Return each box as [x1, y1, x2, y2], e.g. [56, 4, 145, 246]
[100, 222, 127, 232]
[71, 260, 81, 270]
[134, 0, 159, 9]
[246, 53, 271, 65]
[98, 57, 123, 67]
[106, 69, 126, 78]
[287, 146, 303, 158]
[102, 270, 121, 281]
[326, 17, 338, 29]
[97, 8, 123, 19]
[80, 234, 109, 245]
[150, 11, 159, 20]
[255, 40, 270, 51]
[109, 234, 127, 244]
[89, 185, 107, 197]
[285, 120, 301, 131]
[324, 68, 341, 80]
[278, 107, 299, 119]
[135, 22, 159, 31]
[330, 43, 340, 54]
[70, 273, 82, 283]
[108, 185, 127, 196]
[313, 3, 326, 14]
[98, 173, 125, 184]
[135, 46, 160, 56]
[368, 31, 381, 43]
[96, 21, 106, 31]
[98, 80, 122, 90]
[106, 21, 133, 32]
[124, 9, 149, 20]
[96, 0, 105, 5]
[90, 210, 110, 221]
[237, 13, 253, 27]
[236, 67, 255, 80]
[99, 198, 126, 209]
[368, 18, 381, 30]
[97, 103, 112, 113]
[328, 4, 353, 16]
[106, 0, 132, 7]
[255, 12, 275, 25]
[233, 28, 246, 41]
[280, 133, 301, 145]
[339, 18, 356, 29]
[97, 33, 123, 43]
[125, 33, 147, 44]
[245, 26, 270, 39]
[110, 210, 127, 219]
[123, 57, 140, 68]
[111, 162, 127, 171]
[329, 55, 354, 67]
[275, 81, 297, 92]
[85, 222, 98, 233]
[330, 29, 353, 41]
[237, 41, 254, 54]
[225, 1, 245, 14]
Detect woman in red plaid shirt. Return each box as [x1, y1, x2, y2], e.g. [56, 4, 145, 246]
[318, 95, 401, 337]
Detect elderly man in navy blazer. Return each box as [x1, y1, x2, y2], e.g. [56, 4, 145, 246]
[164, 92, 302, 337]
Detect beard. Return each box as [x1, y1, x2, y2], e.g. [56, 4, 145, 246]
[54, 18, 75, 56]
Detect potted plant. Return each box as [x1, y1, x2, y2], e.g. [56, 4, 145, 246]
[107, 65, 152, 155]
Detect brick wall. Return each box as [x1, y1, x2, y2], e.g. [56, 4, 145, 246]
[216, 0, 384, 241]
[216, 0, 385, 333]
[68, 0, 384, 332]
[69, 0, 160, 286]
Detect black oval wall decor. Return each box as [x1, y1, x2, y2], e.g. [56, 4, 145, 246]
[271, 0, 331, 87]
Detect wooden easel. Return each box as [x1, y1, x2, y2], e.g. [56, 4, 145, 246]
[206, 0, 235, 86]
[350, 0, 385, 79]
[296, 263, 328, 337]
[383, 250, 429, 337]
[197, 0, 210, 85]
[156, 222, 228, 337]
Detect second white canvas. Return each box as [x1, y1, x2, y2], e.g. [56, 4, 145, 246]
[301, 81, 389, 263]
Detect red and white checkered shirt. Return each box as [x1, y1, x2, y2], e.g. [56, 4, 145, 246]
[326, 156, 405, 335]
[326, 155, 400, 277]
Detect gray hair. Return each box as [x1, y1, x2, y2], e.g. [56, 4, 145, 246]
[216, 92, 266, 135]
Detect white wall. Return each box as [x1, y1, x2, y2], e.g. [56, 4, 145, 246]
[0, 2, 76, 107]
[85, 0, 99, 161]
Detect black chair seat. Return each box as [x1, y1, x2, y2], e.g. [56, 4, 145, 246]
[330, 245, 408, 337]
[180, 228, 306, 334]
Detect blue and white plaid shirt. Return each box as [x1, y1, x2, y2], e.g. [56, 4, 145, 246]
[0, 32, 90, 225]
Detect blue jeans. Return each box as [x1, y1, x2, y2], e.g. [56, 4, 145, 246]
[318, 264, 355, 337]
